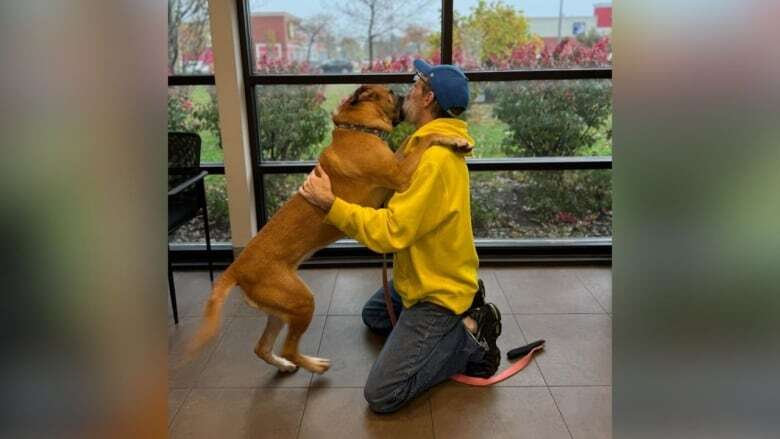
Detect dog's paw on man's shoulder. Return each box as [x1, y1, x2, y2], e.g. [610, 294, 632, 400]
[423, 134, 474, 153]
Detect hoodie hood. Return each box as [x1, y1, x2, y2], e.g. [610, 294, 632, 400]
[404, 118, 475, 155]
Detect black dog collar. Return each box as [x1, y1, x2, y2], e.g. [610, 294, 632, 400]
[335, 123, 390, 142]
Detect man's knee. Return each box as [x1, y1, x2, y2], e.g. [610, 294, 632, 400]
[364, 383, 407, 414]
[362, 306, 392, 336]
[360, 305, 375, 327]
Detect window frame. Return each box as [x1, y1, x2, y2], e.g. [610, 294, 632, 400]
[172, 0, 614, 266]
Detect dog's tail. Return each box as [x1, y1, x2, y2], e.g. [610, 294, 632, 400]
[185, 268, 238, 359]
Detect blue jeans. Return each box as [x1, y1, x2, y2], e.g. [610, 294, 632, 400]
[361, 281, 486, 413]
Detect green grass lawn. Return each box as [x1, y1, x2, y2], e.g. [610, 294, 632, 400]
[465, 103, 612, 158]
[466, 103, 509, 158]
[312, 84, 354, 155]
[175, 84, 613, 243]
[190, 82, 613, 164]
[200, 130, 223, 162]
[322, 84, 354, 113]
[308, 84, 613, 160]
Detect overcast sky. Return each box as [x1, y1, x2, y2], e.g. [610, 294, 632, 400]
[249, 0, 605, 20]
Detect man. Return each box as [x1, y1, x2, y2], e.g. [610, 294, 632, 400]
[298, 60, 502, 413]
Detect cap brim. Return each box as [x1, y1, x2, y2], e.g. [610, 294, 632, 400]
[413, 59, 433, 75]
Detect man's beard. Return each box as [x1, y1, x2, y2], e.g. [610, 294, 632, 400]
[402, 98, 417, 124]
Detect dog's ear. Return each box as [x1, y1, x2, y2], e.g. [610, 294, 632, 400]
[348, 85, 375, 105]
[347, 86, 367, 105]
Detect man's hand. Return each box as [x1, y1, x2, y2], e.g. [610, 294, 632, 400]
[298, 164, 335, 211]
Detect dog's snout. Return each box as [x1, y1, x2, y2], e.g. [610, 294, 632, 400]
[392, 95, 405, 126]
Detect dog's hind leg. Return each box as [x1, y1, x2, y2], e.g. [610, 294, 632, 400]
[254, 314, 298, 373]
[281, 313, 331, 374]
[247, 275, 331, 374]
[273, 278, 331, 374]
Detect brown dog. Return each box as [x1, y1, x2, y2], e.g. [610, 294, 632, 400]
[186, 85, 470, 374]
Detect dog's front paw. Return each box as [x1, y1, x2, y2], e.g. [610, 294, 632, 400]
[300, 355, 331, 374]
[428, 135, 474, 153]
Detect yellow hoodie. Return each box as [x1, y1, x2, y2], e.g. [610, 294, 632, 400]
[324, 118, 479, 315]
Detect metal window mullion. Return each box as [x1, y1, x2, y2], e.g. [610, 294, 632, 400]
[236, 0, 268, 229]
[199, 163, 225, 174]
[168, 75, 216, 86]
[234, 0, 613, 236]
[243, 68, 611, 85]
[257, 157, 612, 174]
[442, 0, 454, 64]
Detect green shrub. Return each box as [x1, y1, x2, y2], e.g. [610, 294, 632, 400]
[205, 175, 230, 241]
[264, 174, 306, 222]
[168, 87, 228, 242]
[386, 122, 416, 152]
[256, 86, 330, 161]
[167, 86, 221, 146]
[486, 80, 612, 226]
[493, 80, 612, 157]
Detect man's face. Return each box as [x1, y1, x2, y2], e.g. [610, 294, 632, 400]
[403, 75, 433, 124]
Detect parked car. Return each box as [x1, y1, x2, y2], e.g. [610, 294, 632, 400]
[182, 60, 212, 74]
[320, 59, 353, 73]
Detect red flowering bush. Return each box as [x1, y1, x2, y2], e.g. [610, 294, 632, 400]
[255, 54, 315, 74]
[497, 36, 612, 69]
[362, 54, 415, 73]
[167, 87, 221, 145]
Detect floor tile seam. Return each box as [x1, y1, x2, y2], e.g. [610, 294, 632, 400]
[322, 269, 340, 316]
[295, 386, 311, 439]
[520, 292, 578, 439]
[314, 269, 339, 388]
[310, 312, 332, 388]
[572, 270, 610, 314]
[428, 397, 436, 439]
[190, 316, 236, 387]
[483, 269, 513, 307]
[489, 270, 520, 314]
[189, 385, 366, 389]
[546, 383, 576, 439]
[168, 387, 195, 431]
[547, 385, 612, 389]
[493, 269, 605, 314]
[511, 313, 550, 387]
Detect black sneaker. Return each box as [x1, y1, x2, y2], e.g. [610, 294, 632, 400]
[463, 303, 502, 378]
[466, 278, 486, 314]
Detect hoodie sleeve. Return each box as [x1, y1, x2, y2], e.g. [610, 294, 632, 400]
[324, 160, 453, 253]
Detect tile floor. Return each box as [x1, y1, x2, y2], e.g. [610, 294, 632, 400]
[169, 266, 612, 439]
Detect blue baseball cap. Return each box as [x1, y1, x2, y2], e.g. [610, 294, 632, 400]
[413, 59, 469, 114]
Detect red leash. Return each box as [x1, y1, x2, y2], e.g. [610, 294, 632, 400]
[380, 254, 544, 386]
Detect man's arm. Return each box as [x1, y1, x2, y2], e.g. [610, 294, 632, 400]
[299, 165, 335, 211]
[326, 161, 451, 253]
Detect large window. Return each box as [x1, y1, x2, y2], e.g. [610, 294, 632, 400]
[168, 0, 215, 75]
[453, 0, 612, 71]
[471, 170, 611, 239]
[465, 80, 612, 158]
[247, 0, 440, 73]
[254, 83, 413, 161]
[239, 0, 613, 259]
[168, 0, 231, 245]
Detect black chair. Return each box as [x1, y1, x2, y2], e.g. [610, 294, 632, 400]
[168, 132, 214, 324]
